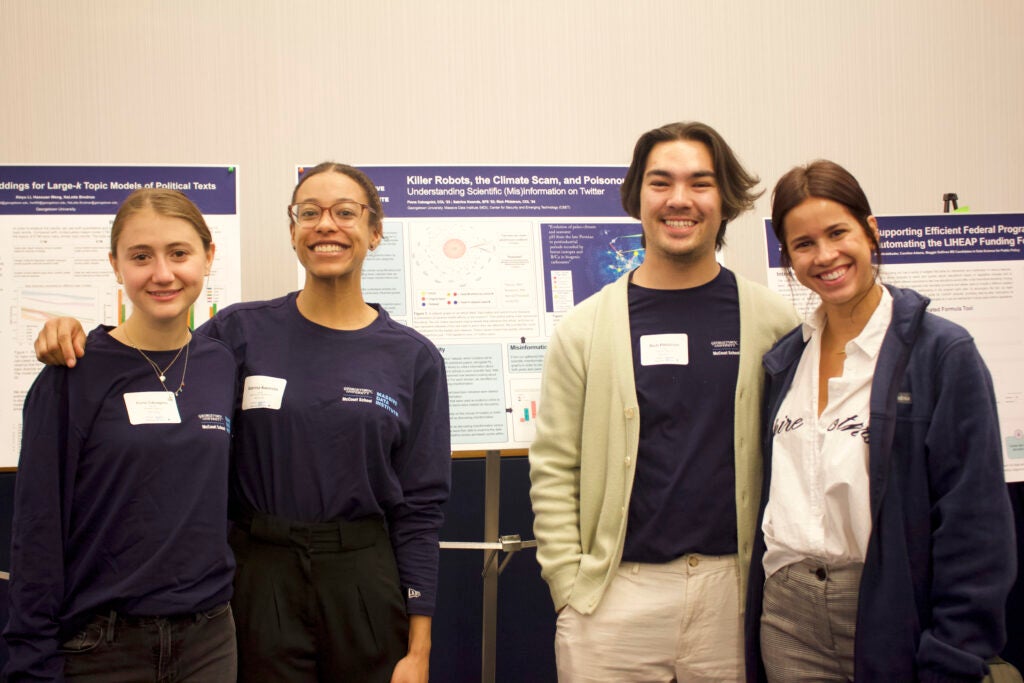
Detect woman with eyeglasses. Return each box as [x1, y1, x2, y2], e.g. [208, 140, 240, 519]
[5, 189, 237, 681]
[744, 160, 1015, 682]
[33, 163, 452, 683]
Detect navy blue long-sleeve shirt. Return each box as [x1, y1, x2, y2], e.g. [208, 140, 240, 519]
[202, 294, 451, 615]
[3, 327, 237, 682]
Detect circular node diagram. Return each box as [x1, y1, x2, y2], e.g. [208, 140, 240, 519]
[413, 226, 495, 287]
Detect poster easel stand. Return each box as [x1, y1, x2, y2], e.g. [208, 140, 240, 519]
[439, 450, 537, 683]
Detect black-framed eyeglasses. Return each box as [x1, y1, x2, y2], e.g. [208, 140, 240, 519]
[287, 200, 375, 228]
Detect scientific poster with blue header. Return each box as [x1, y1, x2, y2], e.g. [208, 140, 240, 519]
[0, 165, 242, 467]
[297, 165, 635, 450]
[764, 213, 1024, 482]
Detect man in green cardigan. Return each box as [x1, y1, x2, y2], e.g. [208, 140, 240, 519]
[529, 121, 798, 682]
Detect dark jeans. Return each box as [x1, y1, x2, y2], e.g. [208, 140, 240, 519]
[230, 513, 408, 683]
[60, 603, 236, 682]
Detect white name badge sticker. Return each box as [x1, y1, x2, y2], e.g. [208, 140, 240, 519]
[124, 392, 182, 425]
[640, 333, 689, 366]
[242, 375, 287, 410]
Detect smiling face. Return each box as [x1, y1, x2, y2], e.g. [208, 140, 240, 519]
[109, 206, 214, 329]
[638, 139, 723, 274]
[290, 171, 382, 284]
[782, 197, 879, 313]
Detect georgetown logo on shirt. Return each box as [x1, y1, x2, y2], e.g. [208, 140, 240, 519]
[197, 413, 231, 433]
[710, 339, 739, 357]
[341, 386, 400, 418]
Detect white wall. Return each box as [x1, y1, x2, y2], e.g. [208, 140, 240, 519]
[2, 0, 1021, 299]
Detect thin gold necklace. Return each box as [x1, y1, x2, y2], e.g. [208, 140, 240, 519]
[822, 323, 848, 356]
[122, 327, 191, 396]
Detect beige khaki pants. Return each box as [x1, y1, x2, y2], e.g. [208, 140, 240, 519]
[555, 553, 743, 682]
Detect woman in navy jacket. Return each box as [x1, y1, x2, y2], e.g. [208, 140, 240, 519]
[745, 160, 1015, 682]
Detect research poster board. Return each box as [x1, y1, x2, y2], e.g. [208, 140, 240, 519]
[297, 164, 635, 450]
[0, 165, 242, 467]
[764, 213, 1024, 482]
